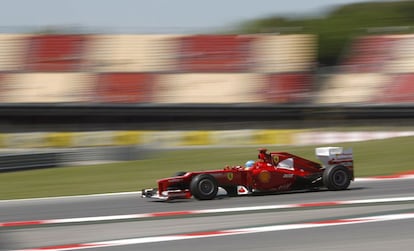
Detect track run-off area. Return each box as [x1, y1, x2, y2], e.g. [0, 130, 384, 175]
[1, 174, 414, 251]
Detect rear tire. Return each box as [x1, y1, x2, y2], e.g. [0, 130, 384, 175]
[190, 174, 218, 200]
[323, 165, 351, 191]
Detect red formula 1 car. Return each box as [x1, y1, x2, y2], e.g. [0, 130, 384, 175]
[142, 147, 354, 201]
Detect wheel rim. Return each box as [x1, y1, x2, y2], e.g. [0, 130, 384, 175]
[333, 170, 347, 186]
[198, 179, 214, 195]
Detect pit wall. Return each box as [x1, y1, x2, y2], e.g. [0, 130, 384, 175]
[0, 130, 413, 149]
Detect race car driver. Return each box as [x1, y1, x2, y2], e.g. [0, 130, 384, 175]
[244, 160, 256, 170]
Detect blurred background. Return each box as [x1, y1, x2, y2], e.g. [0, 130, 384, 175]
[2, 2, 414, 249]
[0, 0, 413, 169]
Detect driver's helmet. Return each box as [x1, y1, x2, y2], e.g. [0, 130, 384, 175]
[245, 160, 255, 169]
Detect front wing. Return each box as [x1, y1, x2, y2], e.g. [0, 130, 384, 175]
[141, 186, 250, 201]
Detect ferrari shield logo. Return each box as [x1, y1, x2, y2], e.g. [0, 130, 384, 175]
[227, 172, 234, 181]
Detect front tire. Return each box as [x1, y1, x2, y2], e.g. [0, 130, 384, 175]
[190, 174, 218, 200]
[323, 165, 351, 191]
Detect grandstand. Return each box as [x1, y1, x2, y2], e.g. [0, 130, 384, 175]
[379, 74, 414, 103]
[318, 34, 414, 104]
[0, 34, 28, 72]
[0, 73, 93, 103]
[0, 31, 413, 169]
[95, 73, 155, 103]
[0, 33, 316, 104]
[0, 32, 413, 105]
[317, 73, 389, 104]
[87, 34, 181, 72]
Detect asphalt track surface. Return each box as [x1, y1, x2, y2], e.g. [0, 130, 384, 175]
[1, 178, 414, 251]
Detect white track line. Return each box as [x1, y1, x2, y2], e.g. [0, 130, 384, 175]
[355, 175, 414, 181]
[0, 191, 141, 204]
[12, 212, 414, 251]
[2, 196, 414, 228]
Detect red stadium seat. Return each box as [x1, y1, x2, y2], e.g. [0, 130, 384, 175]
[340, 36, 399, 73]
[177, 35, 256, 72]
[264, 73, 313, 103]
[95, 73, 155, 103]
[24, 34, 89, 71]
[379, 74, 414, 103]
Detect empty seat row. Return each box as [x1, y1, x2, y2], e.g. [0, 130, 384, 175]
[0, 72, 313, 104]
[0, 34, 317, 73]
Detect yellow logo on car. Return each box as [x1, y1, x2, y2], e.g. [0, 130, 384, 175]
[273, 155, 279, 163]
[227, 172, 234, 181]
[258, 170, 271, 183]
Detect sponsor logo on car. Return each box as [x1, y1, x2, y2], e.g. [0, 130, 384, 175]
[258, 170, 271, 183]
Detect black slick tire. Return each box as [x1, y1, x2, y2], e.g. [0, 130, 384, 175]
[190, 174, 218, 200]
[323, 165, 351, 191]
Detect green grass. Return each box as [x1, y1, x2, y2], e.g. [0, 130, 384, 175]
[1, 136, 413, 200]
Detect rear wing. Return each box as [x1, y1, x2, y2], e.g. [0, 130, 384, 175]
[315, 147, 353, 168]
